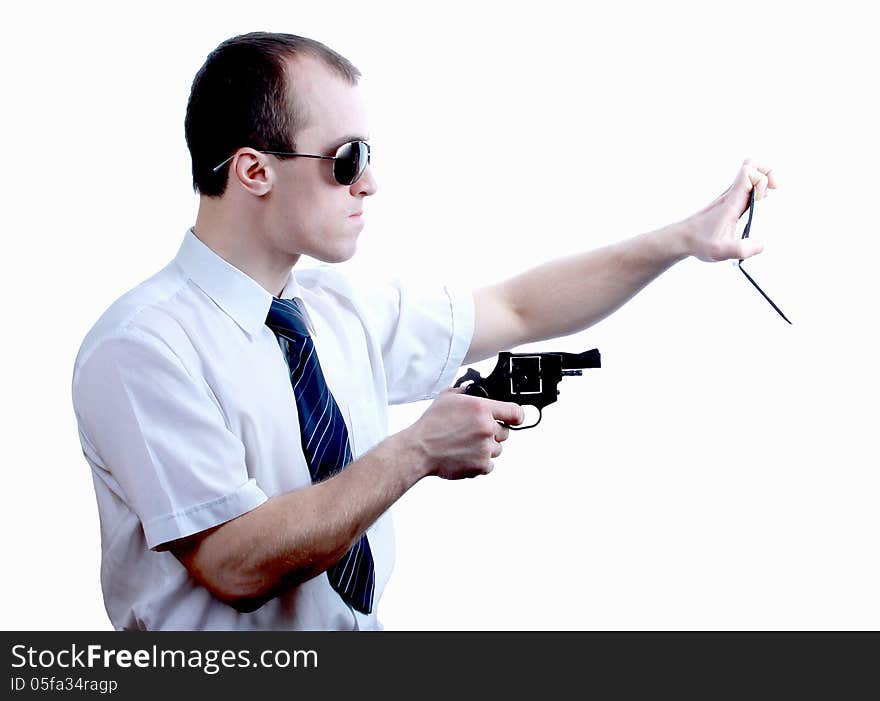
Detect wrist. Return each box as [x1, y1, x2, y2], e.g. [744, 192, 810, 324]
[660, 217, 697, 261]
[385, 426, 432, 484]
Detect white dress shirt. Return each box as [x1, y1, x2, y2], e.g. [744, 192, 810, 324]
[71, 229, 474, 630]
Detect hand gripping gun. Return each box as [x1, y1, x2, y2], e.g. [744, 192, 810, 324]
[453, 349, 601, 429]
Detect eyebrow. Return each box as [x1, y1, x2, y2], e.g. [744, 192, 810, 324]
[327, 134, 370, 151]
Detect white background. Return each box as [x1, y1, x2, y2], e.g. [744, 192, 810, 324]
[1, 0, 877, 630]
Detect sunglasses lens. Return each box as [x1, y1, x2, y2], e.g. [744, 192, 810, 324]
[333, 141, 369, 185]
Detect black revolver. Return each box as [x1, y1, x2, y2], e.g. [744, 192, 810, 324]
[453, 349, 601, 429]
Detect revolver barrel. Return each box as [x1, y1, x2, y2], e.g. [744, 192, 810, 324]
[558, 349, 601, 370]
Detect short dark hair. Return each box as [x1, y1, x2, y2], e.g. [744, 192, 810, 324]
[185, 32, 361, 197]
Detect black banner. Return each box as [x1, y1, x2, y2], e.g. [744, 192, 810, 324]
[3, 632, 879, 697]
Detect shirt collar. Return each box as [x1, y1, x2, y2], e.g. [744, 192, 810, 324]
[174, 229, 315, 338]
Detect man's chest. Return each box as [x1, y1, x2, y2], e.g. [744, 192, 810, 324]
[190, 310, 387, 494]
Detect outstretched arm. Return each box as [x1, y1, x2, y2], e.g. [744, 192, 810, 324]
[464, 159, 778, 364]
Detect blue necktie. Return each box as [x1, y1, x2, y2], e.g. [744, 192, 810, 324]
[265, 297, 375, 614]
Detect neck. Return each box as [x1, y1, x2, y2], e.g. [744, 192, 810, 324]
[194, 198, 300, 297]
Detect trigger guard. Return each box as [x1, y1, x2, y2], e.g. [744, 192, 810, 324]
[503, 407, 542, 431]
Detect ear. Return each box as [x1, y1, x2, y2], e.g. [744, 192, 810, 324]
[230, 148, 273, 197]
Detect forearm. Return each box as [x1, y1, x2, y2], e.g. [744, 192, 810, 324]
[505, 220, 693, 343]
[179, 430, 427, 608]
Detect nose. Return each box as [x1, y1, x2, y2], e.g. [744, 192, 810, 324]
[351, 162, 377, 197]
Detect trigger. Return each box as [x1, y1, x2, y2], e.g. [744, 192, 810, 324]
[508, 406, 543, 430]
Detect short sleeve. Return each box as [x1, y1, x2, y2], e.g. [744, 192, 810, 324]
[72, 327, 267, 549]
[358, 277, 475, 405]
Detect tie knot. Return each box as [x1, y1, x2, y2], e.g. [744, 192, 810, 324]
[266, 297, 310, 339]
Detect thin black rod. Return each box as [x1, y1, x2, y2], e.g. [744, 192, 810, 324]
[737, 262, 792, 324]
[738, 188, 792, 324]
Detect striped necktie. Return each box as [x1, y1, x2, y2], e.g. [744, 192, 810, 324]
[265, 297, 375, 614]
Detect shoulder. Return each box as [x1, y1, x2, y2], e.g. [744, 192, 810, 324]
[72, 262, 197, 388]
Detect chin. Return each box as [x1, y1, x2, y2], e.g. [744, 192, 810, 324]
[314, 242, 358, 264]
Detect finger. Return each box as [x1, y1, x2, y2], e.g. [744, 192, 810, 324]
[488, 400, 525, 426]
[494, 422, 510, 442]
[491, 441, 503, 459]
[740, 159, 776, 200]
[744, 158, 779, 190]
[741, 165, 768, 201]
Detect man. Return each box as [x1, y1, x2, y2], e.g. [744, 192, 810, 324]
[72, 32, 775, 630]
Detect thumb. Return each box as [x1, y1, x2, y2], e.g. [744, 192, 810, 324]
[735, 237, 765, 260]
[442, 386, 467, 394]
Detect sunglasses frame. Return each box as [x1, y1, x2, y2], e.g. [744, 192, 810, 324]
[737, 188, 792, 324]
[211, 140, 370, 186]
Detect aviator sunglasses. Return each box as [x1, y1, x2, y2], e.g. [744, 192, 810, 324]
[212, 139, 371, 186]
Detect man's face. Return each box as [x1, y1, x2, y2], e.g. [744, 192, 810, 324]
[267, 55, 377, 263]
